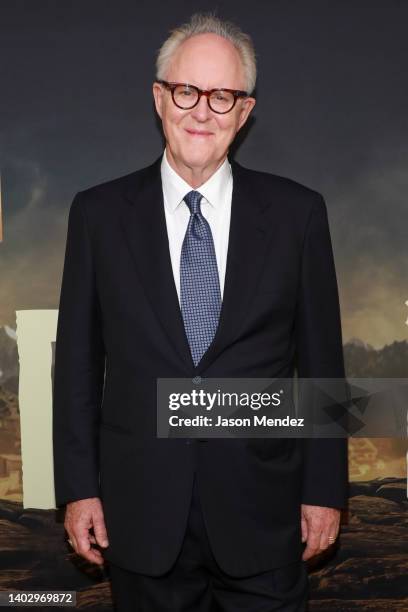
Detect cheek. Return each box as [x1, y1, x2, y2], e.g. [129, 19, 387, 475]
[162, 105, 185, 131]
[218, 109, 239, 128]
[173, 111, 186, 127]
[215, 118, 238, 141]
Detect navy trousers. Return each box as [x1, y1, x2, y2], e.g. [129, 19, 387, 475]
[108, 474, 309, 611]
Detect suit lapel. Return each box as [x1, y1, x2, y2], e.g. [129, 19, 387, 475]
[119, 155, 270, 374]
[196, 159, 269, 372]
[120, 155, 194, 371]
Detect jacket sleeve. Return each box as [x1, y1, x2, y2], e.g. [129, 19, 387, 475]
[295, 193, 349, 509]
[52, 191, 106, 507]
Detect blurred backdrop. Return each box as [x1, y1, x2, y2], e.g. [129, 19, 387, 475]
[0, 1, 407, 609]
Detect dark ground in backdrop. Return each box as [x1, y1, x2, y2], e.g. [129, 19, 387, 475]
[0, 478, 407, 610]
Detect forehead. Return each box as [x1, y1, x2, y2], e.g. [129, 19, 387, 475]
[166, 33, 245, 90]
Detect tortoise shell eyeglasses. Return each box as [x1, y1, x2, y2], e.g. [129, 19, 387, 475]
[156, 80, 250, 114]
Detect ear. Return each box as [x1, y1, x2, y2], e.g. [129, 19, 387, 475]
[152, 82, 164, 119]
[237, 96, 256, 131]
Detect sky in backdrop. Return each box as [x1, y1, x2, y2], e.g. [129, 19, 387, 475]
[1, 0, 407, 348]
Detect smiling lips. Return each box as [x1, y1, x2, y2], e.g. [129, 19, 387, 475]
[185, 128, 214, 136]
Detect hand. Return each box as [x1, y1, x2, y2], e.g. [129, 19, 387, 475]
[301, 503, 340, 561]
[64, 497, 109, 565]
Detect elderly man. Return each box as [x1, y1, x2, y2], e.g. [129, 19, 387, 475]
[53, 12, 348, 612]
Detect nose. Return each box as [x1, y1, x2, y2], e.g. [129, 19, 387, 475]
[190, 93, 212, 122]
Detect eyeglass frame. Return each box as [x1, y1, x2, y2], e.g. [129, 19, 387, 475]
[156, 79, 250, 114]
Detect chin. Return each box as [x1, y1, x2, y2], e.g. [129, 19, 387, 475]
[180, 146, 213, 167]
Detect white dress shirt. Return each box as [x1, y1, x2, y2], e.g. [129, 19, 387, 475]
[160, 147, 233, 303]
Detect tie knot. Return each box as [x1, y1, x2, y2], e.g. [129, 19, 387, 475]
[184, 190, 203, 215]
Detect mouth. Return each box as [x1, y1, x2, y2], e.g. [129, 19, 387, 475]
[185, 128, 214, 137]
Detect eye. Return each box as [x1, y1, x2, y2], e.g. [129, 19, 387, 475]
[180, 87, 194, 97]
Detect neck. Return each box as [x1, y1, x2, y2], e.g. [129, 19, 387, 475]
[165, 147, 227, 188]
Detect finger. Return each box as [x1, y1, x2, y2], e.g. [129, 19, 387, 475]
[92, 515, 109, 548]
[321, 517, 340, 549]
[76, 536, 105, 566]
[327, 530, 339, 546]
[301, 515, 308, 543]
[302, 542, 321, 561]
[68, 533, 104, 565]
[75, 529, 96, 556]
[302, 530, 321, 561]
[67, 534, 78, 552]
[319, 529, 332, 551]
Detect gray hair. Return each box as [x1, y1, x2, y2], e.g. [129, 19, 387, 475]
[156, 12, 257, 95]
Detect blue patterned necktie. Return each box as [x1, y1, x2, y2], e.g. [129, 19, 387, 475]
[180, 190, 221, 366]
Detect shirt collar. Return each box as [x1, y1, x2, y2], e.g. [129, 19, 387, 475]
[161, 147, 231, 213]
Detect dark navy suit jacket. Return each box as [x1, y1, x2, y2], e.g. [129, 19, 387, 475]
[53, 154, 348, 576]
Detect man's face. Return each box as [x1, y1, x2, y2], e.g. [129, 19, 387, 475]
[153, 33, 256, 173]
